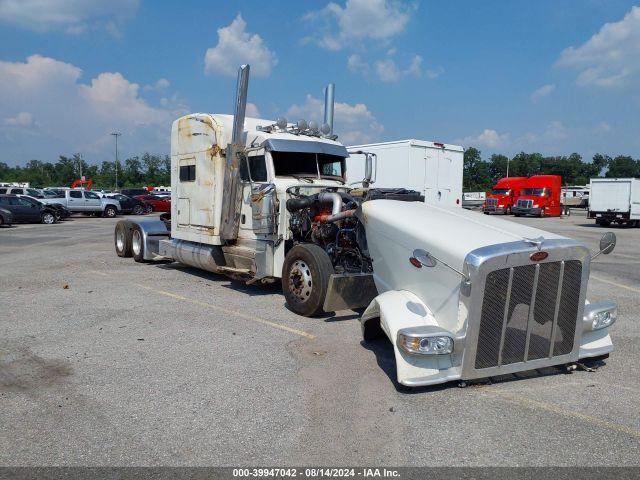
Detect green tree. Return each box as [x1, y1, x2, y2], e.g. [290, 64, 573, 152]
[606, 156, 639, 178]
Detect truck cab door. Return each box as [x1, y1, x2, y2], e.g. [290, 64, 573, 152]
[83, 191, 102, 210]
[68, 190, 83, 210]
[238, 153, 273, 238]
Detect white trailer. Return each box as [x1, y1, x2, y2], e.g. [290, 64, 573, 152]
[588, 178, 640, 227]
[346, 140, 464, 207]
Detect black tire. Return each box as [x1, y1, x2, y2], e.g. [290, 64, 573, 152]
[282, 244, 334, 317]
[505, 207, 511, 215]
[114, 221, 133, 258]
[539, 207, 545, 218]
[514, 214, 521, 217]
[596, 219, 611, 227]
[41, 212, 56, 224]
[132, 204, 144, 215]
[131, 225, 146, 263]
[103, 205, 117, 218]
[144, 204, 153, 214]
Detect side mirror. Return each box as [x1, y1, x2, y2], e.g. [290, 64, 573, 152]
[592, 232, 616, 260]
[599, 232, 616, 255]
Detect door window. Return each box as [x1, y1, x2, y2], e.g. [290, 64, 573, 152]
[12, 188, 24, 195]
[240, 155, 267, 182]
[84, 191, 100, 199]
[70, 191, 82, 198]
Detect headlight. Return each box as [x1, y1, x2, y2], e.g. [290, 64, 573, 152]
[397, 331, 454, 355]
[583, 300, 617, 331]
[592, 309, 616, 330]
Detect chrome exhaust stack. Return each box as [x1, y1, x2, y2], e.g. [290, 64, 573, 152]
[323, 83, 335, 135]
[220, 64, 250, 242]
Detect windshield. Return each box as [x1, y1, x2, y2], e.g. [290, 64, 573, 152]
[271, 151, 345, 180]
[522, 188, 547, 196]
[491, 188, 510, 195]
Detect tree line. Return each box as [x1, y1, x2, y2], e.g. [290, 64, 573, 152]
[0, 153, 170, 189]
[2, 149, 639, 191]
[463, 149, 640, 191]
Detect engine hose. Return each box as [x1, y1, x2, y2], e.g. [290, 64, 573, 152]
[322, 209, 356, 223]
[318, 191, 343, 216]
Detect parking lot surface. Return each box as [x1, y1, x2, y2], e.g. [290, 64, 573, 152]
[1, 210, 639, 466]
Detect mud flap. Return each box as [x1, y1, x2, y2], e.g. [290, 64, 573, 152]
[323, 273, 378, 312]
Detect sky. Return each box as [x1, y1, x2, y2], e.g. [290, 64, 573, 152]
[0, 0, 638, 167]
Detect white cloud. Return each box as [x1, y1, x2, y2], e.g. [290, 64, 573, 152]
[245, 102, 261, 118]
[425, 65, 444, 79]
[374, 58, 401, 82]
[144, 77, 170, 93]
[0, 0, 139, 35]
[0, 55, 187, 164]
[204, 14, 277, 77]
[304, 0, 413, 50]
[459, 129, 510, 149]
[347, 54, 368, 73]
[358, 54, 425, 82]
[286, 94, 384, 145]
[556, 6, 640, 88]
[595, 121, 612, 133]
[4, 111, 34, 127]
[530, 83, 556, 101]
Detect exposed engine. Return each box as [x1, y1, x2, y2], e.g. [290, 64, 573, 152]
[286, 190, 372, 274]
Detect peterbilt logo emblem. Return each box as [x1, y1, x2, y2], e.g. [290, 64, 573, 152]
[530, 251, 549, 262]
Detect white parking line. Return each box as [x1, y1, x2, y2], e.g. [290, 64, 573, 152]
[590, 275, 640, 294]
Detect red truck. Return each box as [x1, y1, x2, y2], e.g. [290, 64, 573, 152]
[483, 177, 527, 215]
[512, 175, 562, 217]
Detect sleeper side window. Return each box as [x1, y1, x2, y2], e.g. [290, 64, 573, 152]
[179, 164, 196, 182]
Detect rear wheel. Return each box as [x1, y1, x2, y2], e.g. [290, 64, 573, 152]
[41, 212, 56, 224]
[114, 221, 132, 258]
[103, 205, 117, 218]
[131, 225, 146, 263]
[282, 244, 334, 317]
[132, 204, 144, 215]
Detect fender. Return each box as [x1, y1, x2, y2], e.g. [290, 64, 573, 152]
[121, 219, 170, 260]
[361, 290, 464, 387]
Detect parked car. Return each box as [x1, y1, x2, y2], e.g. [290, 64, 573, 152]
[134, 194, 170, 212]
[18, 195, 71, 220]
[0, 186, 44, 197]
[0, 206, 13, 226]
[0, 194, 58, 224]
[120, 188, 151, 197]
[106, 194, 150, 215]
[39, 189, 120, 217]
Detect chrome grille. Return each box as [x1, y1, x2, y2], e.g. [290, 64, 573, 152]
[517, 199, 533, 209]
[474, 260, 582, 369]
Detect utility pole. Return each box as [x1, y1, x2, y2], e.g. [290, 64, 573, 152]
[506, 157, 510, 178]
[76, 153, 83, 179]
[111, 132, 121, 190]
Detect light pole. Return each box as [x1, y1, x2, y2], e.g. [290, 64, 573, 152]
[506, 157, 510, 178]
[111, 132, 121, 190]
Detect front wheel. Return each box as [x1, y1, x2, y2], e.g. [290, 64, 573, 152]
[282, 244, 334, 317]
[132, 204, 144, 215]
[41, 212, 56, 224]
[539, 207, 546, 218]
[103, 206, 117, 218]
[144, 204, 153, 214]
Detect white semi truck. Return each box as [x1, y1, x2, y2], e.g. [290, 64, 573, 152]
[114, 65, 618, 387]
[588, 178, 640, 227]
[347, 140, 464, 207]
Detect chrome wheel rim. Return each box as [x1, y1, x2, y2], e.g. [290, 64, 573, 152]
[43, 213, 54, 224]
[132, 230, 142, 256]
[106, 208, 116, 217]
[288, 260, 312, 303]
[116, 229, 125, 252]
[133, 205, 143, 215]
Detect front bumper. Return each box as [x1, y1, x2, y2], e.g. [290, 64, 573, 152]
[483, 206, 507, 214]
[512, 206, 542, 216]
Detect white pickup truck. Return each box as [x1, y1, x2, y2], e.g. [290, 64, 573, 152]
[41, 189, 120, 217]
